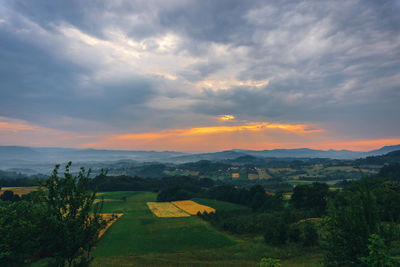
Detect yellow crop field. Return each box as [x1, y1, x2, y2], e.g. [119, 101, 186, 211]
[0, 186, 39, 196]
[98, 213, 123, 238]
[147, 202, 190, 218]
[171, 200, 215, 215]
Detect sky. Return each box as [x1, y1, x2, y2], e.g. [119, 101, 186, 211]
[0, 0, 400, 152]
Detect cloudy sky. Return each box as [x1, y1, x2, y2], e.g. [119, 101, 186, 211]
[0, 0, 400, 152]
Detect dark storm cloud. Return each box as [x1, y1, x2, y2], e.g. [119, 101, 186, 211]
[178, 61, 224, 82]
[7, 0, 111, 38]
[0, 0, 399, 140]
[185, 0, 400, 138]
[158, 0, 257, 44]
[0, 10, 156, 131]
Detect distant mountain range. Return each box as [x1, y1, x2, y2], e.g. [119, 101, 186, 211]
[232, 146, 400, 159]
[0, 146, 186, 163]
[1, 145, 400, 162]
[0, 145, 400, 172]
[171, 145, 400, 163]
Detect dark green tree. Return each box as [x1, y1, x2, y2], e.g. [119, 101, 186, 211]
[303, 222, 318, 247]
[0, 201, 47, 266]
[360, 234, 399, 267]
[288, 225, 301, 243]
[375, 181, 400, 222]
[38, 162, 106, 267]
[264, 218, 288, 246]
[378, 163, 400, 182]
[259, 257, 281, 267]
[291, 182, 329, 216]
[0, 190, 15, 201]
[323, 179, 380, 266]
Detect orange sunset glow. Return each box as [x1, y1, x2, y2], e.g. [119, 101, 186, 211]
[77, 123, 398, 152]
[1, 116, 399, 152]
[116, 122, 323, 140]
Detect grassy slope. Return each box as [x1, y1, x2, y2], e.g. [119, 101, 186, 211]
[191, 198, 250, 211]
[92, 192, 236, 264]
[91, 191, 323, 266]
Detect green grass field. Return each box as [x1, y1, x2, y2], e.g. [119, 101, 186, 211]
[90, 191, 323, 266]
[91, 192, 237, 265]
[191, 198, 250, 212]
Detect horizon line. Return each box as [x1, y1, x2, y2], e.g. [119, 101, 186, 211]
[1, 143, 399, 154]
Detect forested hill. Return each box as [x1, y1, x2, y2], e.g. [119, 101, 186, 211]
[1, 144, 400, 167]
[1, 148, 399, 182]
[354, 150, 400, 165]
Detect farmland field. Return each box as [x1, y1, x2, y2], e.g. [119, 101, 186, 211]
[147, 202, 190, 217]
[91, 192, 238, 264]
[171, 200, 215, 215]
[88, 191, 323, 266]
[0, 186, 38, 196]
[28, 191, 323, 266]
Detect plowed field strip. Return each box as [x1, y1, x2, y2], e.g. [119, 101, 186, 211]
[98, 213, 124, 238]
[147, 202, 190, 217]
[171, 200, 215, 215]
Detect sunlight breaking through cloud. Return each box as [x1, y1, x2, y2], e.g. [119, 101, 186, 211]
[218, 115, 235, 121]
[195, 79, 270, 90]
[115, 122, 323, 140]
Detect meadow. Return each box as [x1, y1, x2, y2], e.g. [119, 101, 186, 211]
[90, 191, 323, 266]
